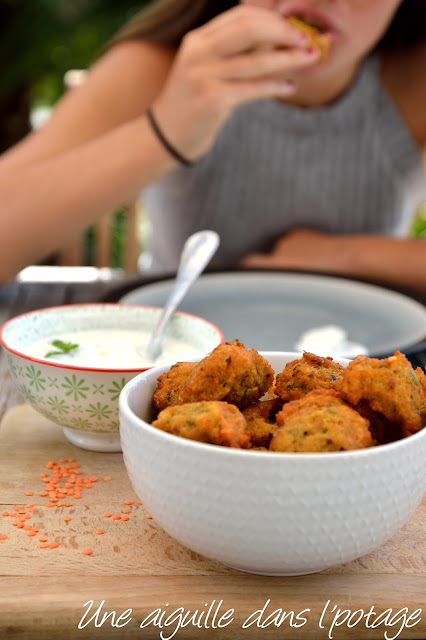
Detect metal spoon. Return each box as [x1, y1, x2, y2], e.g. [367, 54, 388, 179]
[145, 230, 220, 361]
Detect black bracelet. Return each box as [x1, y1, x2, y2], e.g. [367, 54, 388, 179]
[146, 108, 193, 167]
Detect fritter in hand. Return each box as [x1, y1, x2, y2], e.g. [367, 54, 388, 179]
[287, 16, 330, 59]
[152, 400, 251, 448]
[242, 398, 283, 448]
[341, 351, 426, 437]
[270, 390, 372, 453]
[153, 361, 198, 412]
[275, 352, 344, 403]
[179, 340, 274, 408]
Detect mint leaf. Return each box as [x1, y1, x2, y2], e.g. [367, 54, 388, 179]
[51, 340, 79, 352]
[44, 340, 79, 358]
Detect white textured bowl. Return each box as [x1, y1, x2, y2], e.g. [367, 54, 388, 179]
[0, 304, 223, 452]
[119, 352, 426, 576]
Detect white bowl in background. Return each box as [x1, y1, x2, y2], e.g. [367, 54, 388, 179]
[0, 304, 223, 452]
[119, 352, 426, 576]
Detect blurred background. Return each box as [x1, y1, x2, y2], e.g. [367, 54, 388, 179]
[1, 0, 147, 149]
[1, 0, 149, 270]
[1, 0, 426, 272]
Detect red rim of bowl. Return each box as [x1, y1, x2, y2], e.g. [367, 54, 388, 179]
[0, 303, 225, 373]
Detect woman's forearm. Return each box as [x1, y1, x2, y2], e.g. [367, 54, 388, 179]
[341, 234, 426, 295]
[241, 229, 426, 296]
[0, 115, 176, 282]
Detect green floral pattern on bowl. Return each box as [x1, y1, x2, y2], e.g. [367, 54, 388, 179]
[6, 353, 126, 432]
[1, 304, 223, 438]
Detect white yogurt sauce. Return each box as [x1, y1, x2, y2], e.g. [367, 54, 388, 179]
[27, 329, 203, 368]
[295, 324, 368, 358]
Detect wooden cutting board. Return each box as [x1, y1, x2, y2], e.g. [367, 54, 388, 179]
[0, 404, 425, 640]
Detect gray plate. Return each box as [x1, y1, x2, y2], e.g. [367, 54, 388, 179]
[120, 272, 426, 356]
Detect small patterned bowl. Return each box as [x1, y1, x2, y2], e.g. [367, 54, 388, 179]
[0, 304, 223, 452]
[119, 352, 426, 576]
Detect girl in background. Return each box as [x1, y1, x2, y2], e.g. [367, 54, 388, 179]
[0, 0, 425, 292]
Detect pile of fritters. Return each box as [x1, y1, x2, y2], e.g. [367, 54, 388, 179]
[150, 341, 426, 453]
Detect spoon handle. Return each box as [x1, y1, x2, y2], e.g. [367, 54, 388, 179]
[146, 230, 220, 360]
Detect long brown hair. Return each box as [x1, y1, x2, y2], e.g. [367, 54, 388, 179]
[111, 0, 237, 49]
[111, 0, 426, 50]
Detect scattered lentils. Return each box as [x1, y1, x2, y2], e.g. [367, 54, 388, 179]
[2, 457, 145, 555]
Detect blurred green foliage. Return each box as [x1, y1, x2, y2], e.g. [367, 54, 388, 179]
[410, 201, 426, 238]
[1, 0, 147, 108]
[84, 208, 133, 269]
[0, 0, 149, 268]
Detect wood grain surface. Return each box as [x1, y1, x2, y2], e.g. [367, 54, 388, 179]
[0, 404, 425, 640]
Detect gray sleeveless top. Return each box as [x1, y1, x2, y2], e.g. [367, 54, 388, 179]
[142, 56, 424, 273]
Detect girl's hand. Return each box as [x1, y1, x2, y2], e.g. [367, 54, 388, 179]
[151, 5, 320, 161]
[241, 228, 426, 295]
[240, 229, 355, 273]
